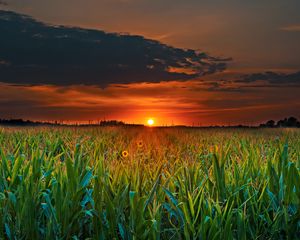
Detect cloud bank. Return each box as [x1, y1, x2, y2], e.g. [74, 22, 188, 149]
[0, 10, 230, 87]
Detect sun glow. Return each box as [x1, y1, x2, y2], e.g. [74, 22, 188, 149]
[147, 119, 154, 126]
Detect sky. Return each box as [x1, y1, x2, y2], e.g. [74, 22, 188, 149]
[0, 0, 300, 125]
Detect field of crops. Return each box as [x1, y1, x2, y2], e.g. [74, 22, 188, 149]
[0, 126, 299, 239]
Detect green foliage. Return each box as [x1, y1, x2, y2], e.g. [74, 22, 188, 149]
[0, 127, 299, 239]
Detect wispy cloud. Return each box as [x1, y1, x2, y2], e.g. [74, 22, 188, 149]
[0, 79, 299, 125]
[280, 24, 300, 32]
[237, 71, 300, 85]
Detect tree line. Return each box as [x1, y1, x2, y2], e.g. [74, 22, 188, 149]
[0, 117, 299, 127]
[259, 117, 300, 128]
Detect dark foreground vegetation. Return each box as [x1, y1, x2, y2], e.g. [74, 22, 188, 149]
[0, 127, 299, 239]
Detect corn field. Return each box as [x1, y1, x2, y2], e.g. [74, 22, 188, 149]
[0, 126, 299, 239]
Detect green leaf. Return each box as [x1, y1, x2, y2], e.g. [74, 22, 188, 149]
[80, 170, 93, 188]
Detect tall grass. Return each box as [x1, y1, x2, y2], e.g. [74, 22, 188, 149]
[0, 126, 299, 239]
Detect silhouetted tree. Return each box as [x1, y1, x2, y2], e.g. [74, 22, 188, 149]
[266, 120, 275, 128]
[287, 117, 299, 127]
[276, 117, 300, 127]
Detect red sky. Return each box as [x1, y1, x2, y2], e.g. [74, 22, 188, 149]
[1, 72, 299, 125]
[0, 1, 300, 125]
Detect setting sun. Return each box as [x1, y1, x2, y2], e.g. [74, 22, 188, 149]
[147, 119, 154, 126]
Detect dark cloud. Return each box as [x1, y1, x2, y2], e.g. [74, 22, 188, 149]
[0, 10, 230, 87]
[0, 1, 7, 6]
[239, 71, 300, 85]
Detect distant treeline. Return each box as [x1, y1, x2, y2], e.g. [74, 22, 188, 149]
[0, 119, 45, 126]
[97, 120, 143, 127]
[0, 117, 299, 128]
[0, 119, 143, 127]
[259, 117, 300, 128]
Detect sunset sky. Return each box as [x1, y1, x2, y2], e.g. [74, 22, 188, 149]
[1, 0, 300, 125]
